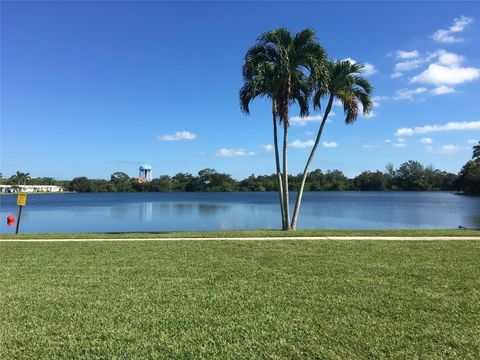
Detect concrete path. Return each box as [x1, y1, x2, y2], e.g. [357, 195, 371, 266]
[1, 236, 480, 242]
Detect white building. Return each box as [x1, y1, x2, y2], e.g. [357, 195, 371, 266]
[0, 185, 63, 193]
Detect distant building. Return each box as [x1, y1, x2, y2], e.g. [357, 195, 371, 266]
[135, 163, 152, 182]
[0, 185, 63, 193]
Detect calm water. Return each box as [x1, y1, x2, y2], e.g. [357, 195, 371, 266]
[1, 192, 479, 234]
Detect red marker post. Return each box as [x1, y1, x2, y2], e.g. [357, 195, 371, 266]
[16, 192, 27, 234]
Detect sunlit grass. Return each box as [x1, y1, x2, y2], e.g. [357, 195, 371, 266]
[1, 240, 479, 358]
[1, 228, 479, 239]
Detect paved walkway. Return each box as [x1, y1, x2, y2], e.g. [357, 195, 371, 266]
[1, 236, 480, 242]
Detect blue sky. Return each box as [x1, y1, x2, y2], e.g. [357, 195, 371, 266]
[2, 1, 480, 180]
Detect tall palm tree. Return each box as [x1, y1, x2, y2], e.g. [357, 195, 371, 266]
[240, 28, 327, 230]
[12, 171, 31, 186]
[240, 64, 287, 228]
[473, 141, 480, 160]
[291, 60, 373, 229]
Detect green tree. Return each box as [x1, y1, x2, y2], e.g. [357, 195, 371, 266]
[11, 171, 31, 185]
[473, 141, 480, 160]
[69, 177, 91, 192]
[240, 28, 327, 230]
[457, 160, 480, 195]
[354, 171, 387, 191]
[291, 60, 372, 229]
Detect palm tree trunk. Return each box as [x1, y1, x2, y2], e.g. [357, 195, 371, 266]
[272, 110, 286, 229]
[291, 95, 334, 230]
[282, 119, 291, 230]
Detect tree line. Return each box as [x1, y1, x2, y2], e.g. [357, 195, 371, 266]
[3, 160, 478, 194]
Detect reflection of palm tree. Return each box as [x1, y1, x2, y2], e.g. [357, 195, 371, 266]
[240, 28, 327, 230]
[473, 141, 480, 160]
[12, 171, 31, 185]
[291, 60, 373, 229]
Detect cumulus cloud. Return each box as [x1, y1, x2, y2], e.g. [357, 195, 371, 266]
[432, 16, 473, 43]
[290, 139, 315, 148]
[467, 139, 478, 144]
[396, 50, 420, 60]
[420, 137, 433, 144]
[157, 131, 197, 141]
[411, 63, 480, 86]
[394, 87, 428, 100]
[260, 144, 274, 152]
[322, 141, 338, 148]
[396, 121, 480, 136]
[431, 85, 456, 95]
[392, 143, 406, 148]
[362, 144, 381, 149]
[372, 96, 389, 108]
[290, 113, 335, 126]
[425, 145, 463, 154]
[216, 148, 257, 157]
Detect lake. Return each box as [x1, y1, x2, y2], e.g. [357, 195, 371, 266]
[1, 192, 479, 234]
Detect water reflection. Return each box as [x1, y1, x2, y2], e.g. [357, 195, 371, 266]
[1, 192, 479, 233]
[139, 202, 153, 222]
[110, 207, 129, 219]
[198, 204, 231, 215]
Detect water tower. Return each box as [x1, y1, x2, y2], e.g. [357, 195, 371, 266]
[139, 163, 152, 181]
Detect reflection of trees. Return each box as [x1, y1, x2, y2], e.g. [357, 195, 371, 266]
[110, 207, 129, 219]
[172, 203, 194, 216]
[198, 204, 231, 216]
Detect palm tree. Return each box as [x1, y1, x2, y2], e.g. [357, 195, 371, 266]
[12, 171, 31, 186]
[473, 141, 480, 160]
[291, 60, 373, 229]
[240, 28, 327, 230]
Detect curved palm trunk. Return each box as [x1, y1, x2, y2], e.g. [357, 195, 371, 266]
[272, 110, 286, 229]
[291, 95, 334, 230]
[282, 119, 291, 230]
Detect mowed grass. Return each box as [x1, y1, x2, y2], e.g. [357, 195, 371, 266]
[1, 240, 479, 359]
[2, 228, 480, 239]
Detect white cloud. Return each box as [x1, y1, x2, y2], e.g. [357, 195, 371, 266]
[216, 148, 257, 157]
[384, 139, 392, 143]
[467, 139, 478, 144]
[260, 144, 274, 152]
[411, 63, 480, 86]
[322, 141, 338, 148]
[425, 145, 462, 154]
[396, 121, 480, 136]
[157, 131, 197, 141]
[362, 144, 381, 149]
[344, 58, 377, 75]
[394, 87, 428, 100]
[290, 139, 314, 148]
[420, 137, 433, 144]
[396, 50, 420, 60]
[436, 50, 464, 66]
[391, 72, 403, 79]
[394, 59, 424, 72]
[397, 138, 406, 143]
[289, 113, 335, 126]
[392, 143, 406, 148]
[431, 85, 456, 95]
[372, 96, 388, 108]
[432, 16, 473, 43]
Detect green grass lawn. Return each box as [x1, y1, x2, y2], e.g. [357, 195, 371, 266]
[2, 228, 480, 239]
[1, 240, 479, 359]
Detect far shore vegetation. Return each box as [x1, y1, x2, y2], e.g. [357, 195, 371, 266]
[2, 159, 479, 195]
